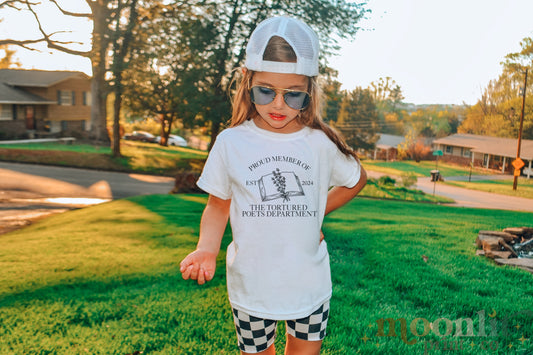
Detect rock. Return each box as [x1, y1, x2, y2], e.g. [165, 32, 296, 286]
[478, 230, 518, 243]
[503, 227, 533, 238]
[484, 251, 512, 260]
[476, 250, 485, 256]
[476, 235, 503, 251]
[493, 258, 533, 274]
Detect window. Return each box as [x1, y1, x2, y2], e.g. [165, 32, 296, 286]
[61, 120, 68, 131]
[49, 121, 61, 133]
[445, 145, 453, 154]
[0, 104, 13, 120]
[57, 90, 75, 105]
[82, 91, 92, 106]
[461, 147, 471, 158]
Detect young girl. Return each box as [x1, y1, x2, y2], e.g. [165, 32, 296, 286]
[180, 16, 367, 355]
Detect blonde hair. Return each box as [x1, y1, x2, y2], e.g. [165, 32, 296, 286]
[230, 36, 358, 160]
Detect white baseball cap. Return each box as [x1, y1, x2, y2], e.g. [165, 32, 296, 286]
[245, 16, 320, 77]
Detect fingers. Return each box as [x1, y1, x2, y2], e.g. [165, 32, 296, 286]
[197, 267, 206, 285]
[179, 251, 216, 285]
[204, 269, 214, 282]
[180, 261, 213, 285]
[182, 264, 212, 285]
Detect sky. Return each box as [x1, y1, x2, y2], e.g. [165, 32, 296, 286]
[1, 0, 533, 105]
[329, 0, 533, 105]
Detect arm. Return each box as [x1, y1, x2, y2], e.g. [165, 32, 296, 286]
[180, 194, 231, 285]
[325, 165, 367, 216]
[320, 166, 367, 243]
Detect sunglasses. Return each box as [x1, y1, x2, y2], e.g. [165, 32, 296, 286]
[249, 86, 311, 110]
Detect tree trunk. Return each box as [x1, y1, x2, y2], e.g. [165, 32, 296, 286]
[89, 3, 110, 145]
[159, 113, 168, 146]
[90, 64, 110, 144]
[112, 79, 122, 157]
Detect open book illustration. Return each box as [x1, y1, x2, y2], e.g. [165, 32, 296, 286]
[258, 168, 305, 202]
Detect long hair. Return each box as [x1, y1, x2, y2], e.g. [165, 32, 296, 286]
[230, 36, 358, 161]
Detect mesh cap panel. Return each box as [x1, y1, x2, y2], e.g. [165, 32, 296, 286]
[245, 16, 319, 76]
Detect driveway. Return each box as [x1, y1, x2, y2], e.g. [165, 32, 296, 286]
[366, 170, 533, 213]
[0, 162, 175, 234]
[415, 177, 533, 212]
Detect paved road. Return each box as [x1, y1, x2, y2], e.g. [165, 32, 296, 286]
[366, 170, 533, 213]
[0, 161, 175, 199]
[0, 162, 176, 234]
[416, 177, 533, 213]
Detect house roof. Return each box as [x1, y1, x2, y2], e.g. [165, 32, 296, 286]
[433, 133, 533, 160]
[375, 133, 405, 150]
[0, 69, 90, 87]
[0, 82, 56, 105]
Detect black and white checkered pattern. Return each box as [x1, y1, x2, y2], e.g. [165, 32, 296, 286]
[232, 301, 330, 353]
[233, 309, 277, 353]
[286, 301, 329, 341]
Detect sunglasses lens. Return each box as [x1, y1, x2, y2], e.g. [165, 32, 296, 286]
[284, 91, 310, 110]
[250, 86, 276, 105]
[250, 86, 310, 110]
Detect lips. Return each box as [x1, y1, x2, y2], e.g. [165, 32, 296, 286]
[269, 113, 286, 121]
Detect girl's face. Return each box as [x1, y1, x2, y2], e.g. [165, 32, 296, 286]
[250, 71, 309, 134]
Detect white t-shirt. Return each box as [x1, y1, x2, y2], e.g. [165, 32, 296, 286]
[197, 119, 361, 320]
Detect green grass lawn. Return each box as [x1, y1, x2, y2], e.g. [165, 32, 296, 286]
[364, 160, 533, 199]
[445, 178, 533, 199]
[0, 141, 207, 176]
[363, 160, 491, 178]
[1, 195, 532, 354]
[359, 178, 453, 204]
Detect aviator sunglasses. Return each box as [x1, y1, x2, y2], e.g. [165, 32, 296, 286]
[249, 86, 311, 110]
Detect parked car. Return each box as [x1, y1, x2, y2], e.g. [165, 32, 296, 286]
[155, 134, 188, 147]
[123, 131, 156, 143]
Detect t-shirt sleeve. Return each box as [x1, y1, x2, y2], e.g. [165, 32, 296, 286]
[196, 135, 232, 200]
[330, 149, 361, 188]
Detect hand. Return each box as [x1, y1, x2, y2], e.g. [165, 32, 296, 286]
[180, 249, 217, 285]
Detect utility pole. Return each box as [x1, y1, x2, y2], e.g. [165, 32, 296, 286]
[513, 68, 528, 190]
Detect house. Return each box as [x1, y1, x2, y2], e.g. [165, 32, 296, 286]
[0, 69, 91, 139]
[432, 133, 533, 178]
[372, 133, 405, 161]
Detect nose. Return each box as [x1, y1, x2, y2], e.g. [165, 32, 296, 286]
[272, 92, 285, 108]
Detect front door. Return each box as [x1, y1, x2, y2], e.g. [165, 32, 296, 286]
[25, 106, 35, 130]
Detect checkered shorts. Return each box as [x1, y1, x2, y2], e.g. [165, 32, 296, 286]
[232, 301, 330, 353]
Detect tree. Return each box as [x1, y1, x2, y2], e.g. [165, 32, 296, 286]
[397, 128, 431, 162]
[459, 36, 533, 139]
[0, 37, 21, 68]
[321, 69, 343, 124]
[108, 0, 140, 156]
[335, 87, 379, 150]
[160, 0, 369, 149]
[123, 2, 218, 146]
[0, 0, 150, 153]
[368, 77, 406, 135]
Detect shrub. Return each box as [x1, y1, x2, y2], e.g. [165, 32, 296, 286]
[377, 175, 396, 186]
[400, 172, 417, 188]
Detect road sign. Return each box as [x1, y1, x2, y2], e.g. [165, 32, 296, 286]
[514, 168, 521, 177]
[512, 158, 525, 170]
[433, 150, 443, 156]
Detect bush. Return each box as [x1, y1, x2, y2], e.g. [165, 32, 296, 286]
[377, 176, 396, 186]
[400, 172, 417, 188]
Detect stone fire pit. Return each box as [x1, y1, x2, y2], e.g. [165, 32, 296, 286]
[476, 227, 533, 274]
